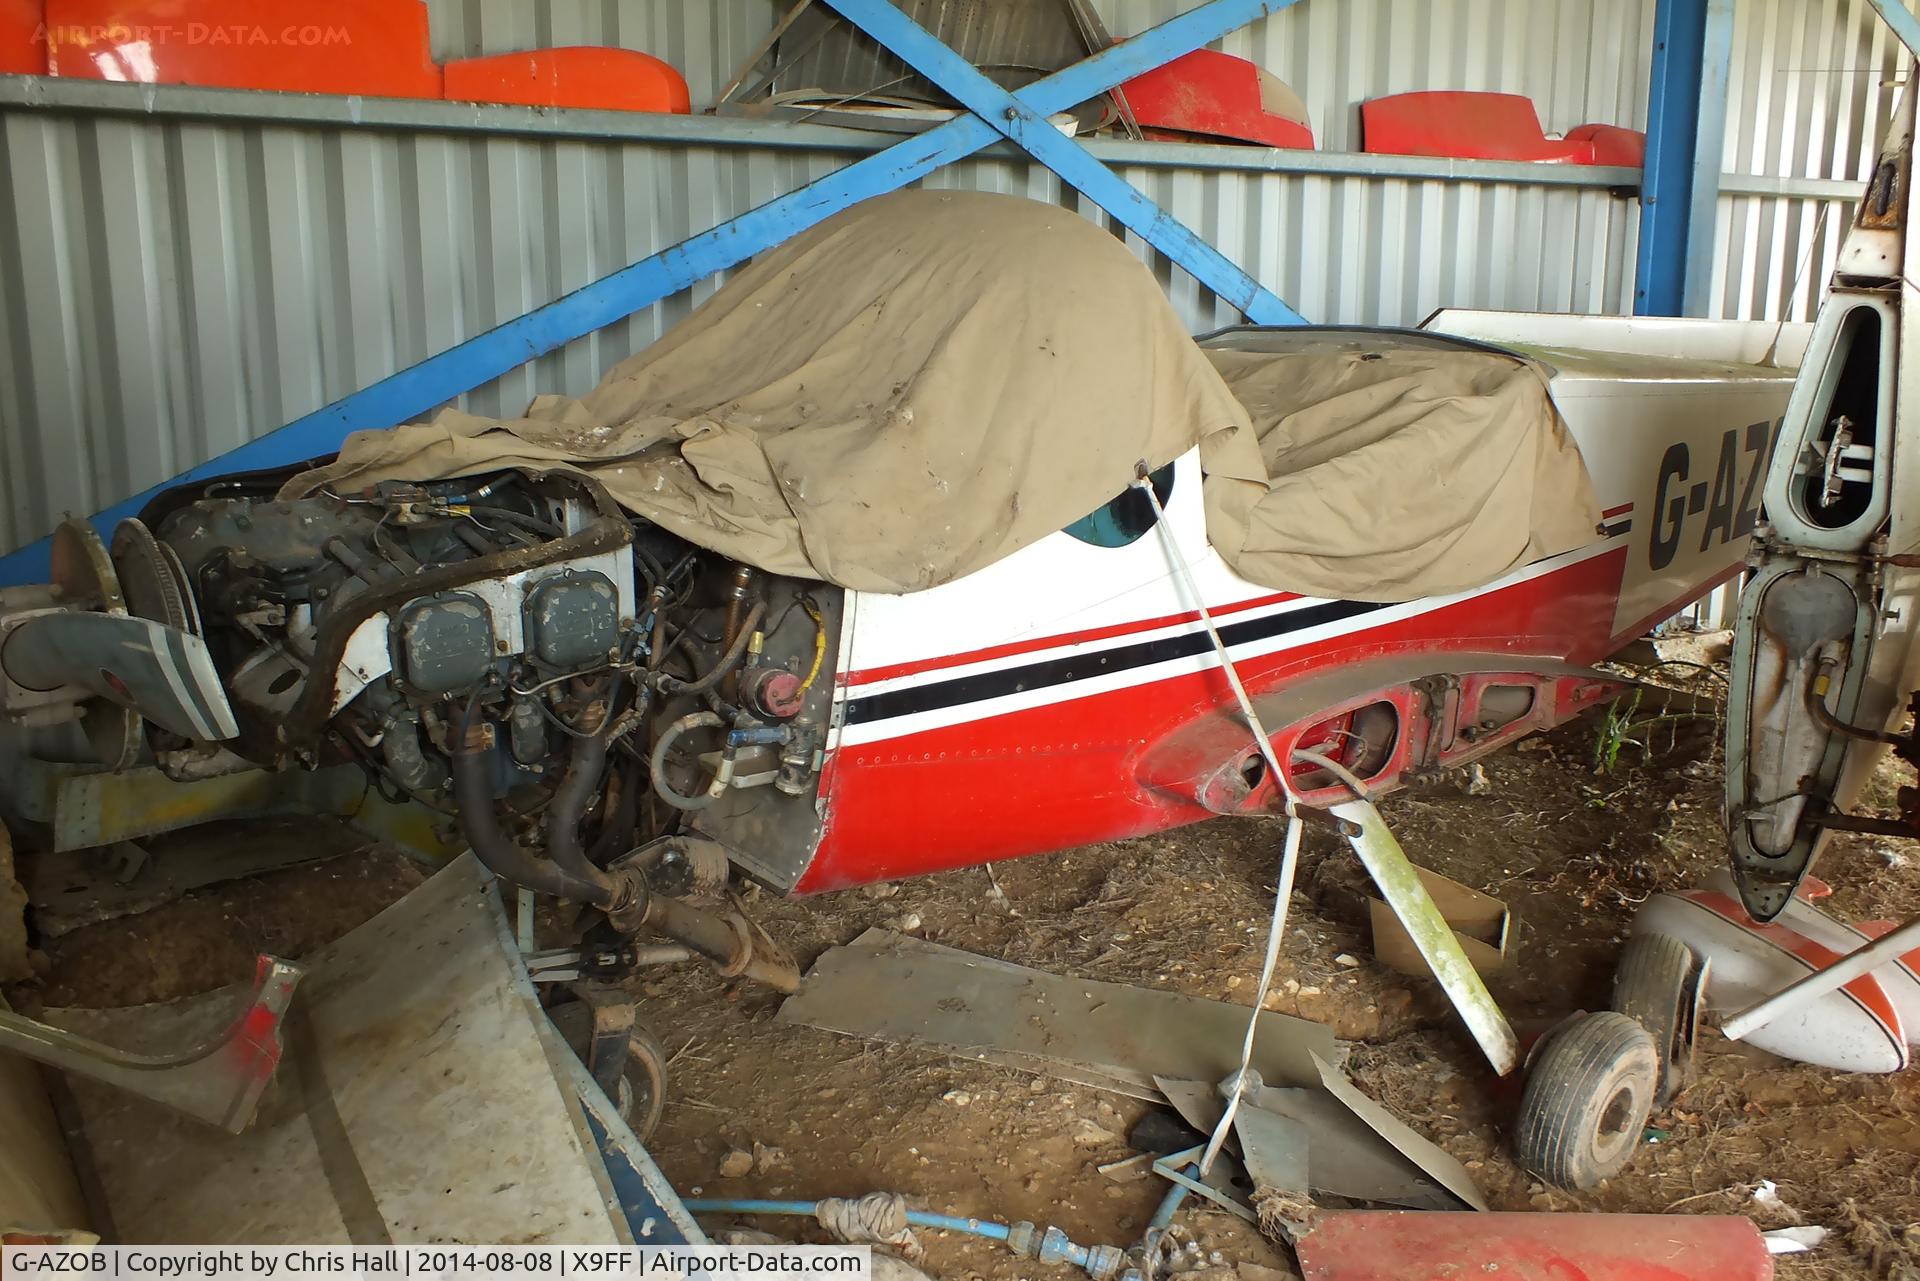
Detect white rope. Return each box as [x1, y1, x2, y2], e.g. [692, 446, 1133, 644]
[1133, 467, 1304, 1176]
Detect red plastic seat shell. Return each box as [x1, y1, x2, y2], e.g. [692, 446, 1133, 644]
[443, 46, 690, 114]
[1297, 1211, 1774, 1281]
[43, 0, 441, 98]
[1363, 90, 1592, 163]
[1121, 48, 1313, 150]
[1568, 121, 1648, 167]
[0, 0, 46, 74]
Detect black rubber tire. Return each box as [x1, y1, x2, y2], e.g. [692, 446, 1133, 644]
[1513, 1011, 1659, 1190]
[1611, 932, 1696, 1107]
[550, 1004, 670, 1144]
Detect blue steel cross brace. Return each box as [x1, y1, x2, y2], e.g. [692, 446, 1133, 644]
[822, 0, 1302, 326]
[0, 0, 1308, 586]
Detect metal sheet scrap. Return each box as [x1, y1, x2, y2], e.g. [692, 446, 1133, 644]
[777, 928, 1336, 1089]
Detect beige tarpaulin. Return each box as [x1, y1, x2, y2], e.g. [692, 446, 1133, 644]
[1197, 335, 1602, 603]
[283, 190, 1598, 602]
[282, 189, 1253, 593]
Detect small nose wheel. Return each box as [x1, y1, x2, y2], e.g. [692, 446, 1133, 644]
[547, 993, 669, 1143]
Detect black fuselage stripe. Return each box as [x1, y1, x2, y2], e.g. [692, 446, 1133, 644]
[843, 598, 1388, 725]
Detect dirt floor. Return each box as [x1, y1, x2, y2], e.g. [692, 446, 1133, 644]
[13, 660, 1920, 1279]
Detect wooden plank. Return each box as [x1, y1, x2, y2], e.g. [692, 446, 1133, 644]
[0, 1011, 89, 1233]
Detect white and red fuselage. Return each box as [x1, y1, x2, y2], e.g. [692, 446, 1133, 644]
[792, 315, 1807, 894]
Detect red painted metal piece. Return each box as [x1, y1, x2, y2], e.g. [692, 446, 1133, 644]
[443, 46, 690, 115]
[1362, 91, 1644, 167]
[0, 0, 46, 74]
[43, 0, 442, 98]
[1120, 48, 1313, 149]
[1296, 1211, 1773, 1281]
[799, 548, 1632, 892]
[1568, 122, 1648, 167]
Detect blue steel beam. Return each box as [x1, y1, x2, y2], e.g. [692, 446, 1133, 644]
[818, 0, 1303, 326]
[0, 0, 1306, 585]
[1868, 0, 1920, 57]
[1634, 0, 1733, 316]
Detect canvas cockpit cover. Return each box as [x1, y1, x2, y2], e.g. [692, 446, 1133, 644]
[1199, 330, 1603, 602]
[285, 190, 1600, 602]
[283, 189, 1249, 593]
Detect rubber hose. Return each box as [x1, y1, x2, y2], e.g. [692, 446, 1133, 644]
[650, 711, 725, 810]
[682, 1199, 1010, 1243]
[1147, 1177, 1190, 1233]
[545, 721, 613, 885]
[585, 758, 641, 867]
[658, 601, 767, 696]
[450, 738, 615, 908]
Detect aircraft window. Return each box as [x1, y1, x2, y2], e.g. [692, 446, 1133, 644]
[1799, 305, 1882, 529]
[1064, 464, 1174, 547]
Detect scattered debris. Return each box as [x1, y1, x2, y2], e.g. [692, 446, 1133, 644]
[718, 1149, 755, 1178]
[752, 1142, 787, 1174]
[940, 1088, 972, 1106]
[1155, 1066, 1482, 1212]
[1466, 764, 1492, 796]
[1096, 1152, 1154, 1183]
[1762, 1225, 1828, 1254]
[1071, 1118, 1122, 1147]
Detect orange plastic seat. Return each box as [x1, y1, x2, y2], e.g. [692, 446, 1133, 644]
[0, 0, 46, 74]
[1121, 48, 1312, 149]
[1362, 90, 1643, 167]
[443, 46, 690, 114]
[44, 0, 441, 98]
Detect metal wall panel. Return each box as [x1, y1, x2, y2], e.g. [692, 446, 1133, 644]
[1722, 0, 1902, 181]
[23, 0, 1887, 557]
[1709, 188, 1861, 322]
[1706, 0, 1902, 323]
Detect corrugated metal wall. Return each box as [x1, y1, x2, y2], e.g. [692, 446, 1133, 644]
[0, 0, 1875, 558]
[1710, 0, 1906, 322]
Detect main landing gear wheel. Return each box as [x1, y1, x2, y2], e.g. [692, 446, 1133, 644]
[1612, 932, 1701, 1108]
[548, 1000, 669, 1143]
[1513, 1011, 1659, 1190]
